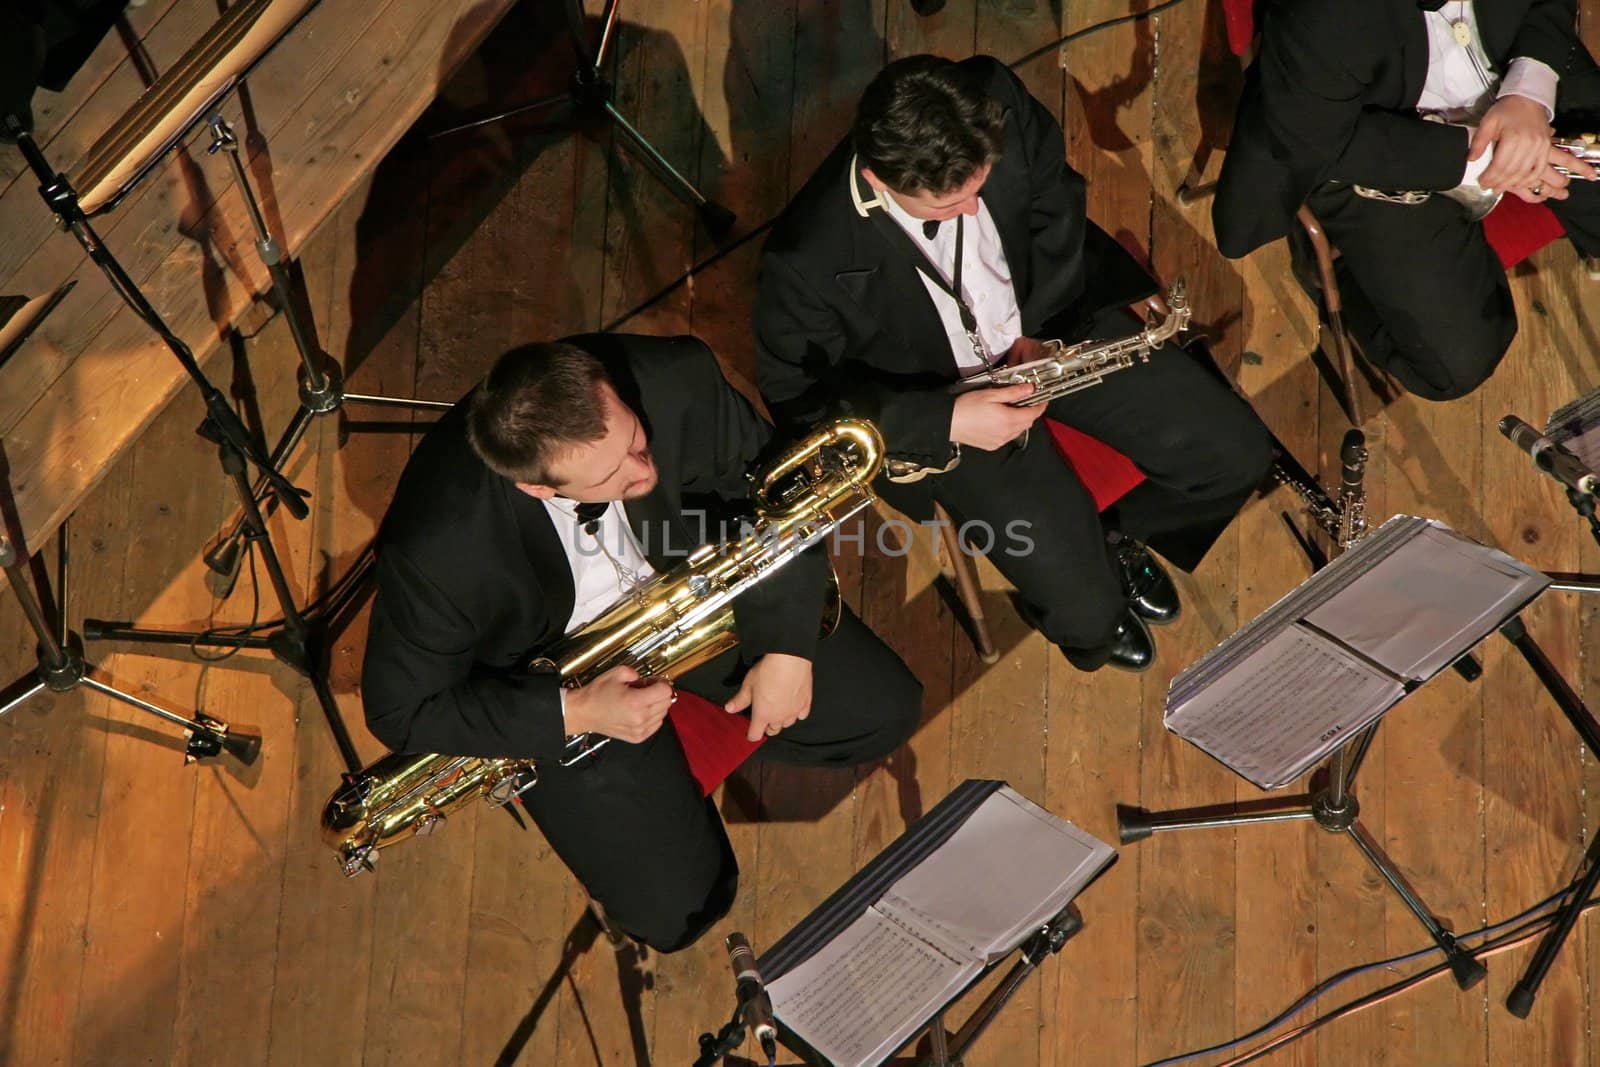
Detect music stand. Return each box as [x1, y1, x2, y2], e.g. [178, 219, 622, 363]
[1116, 518, 1600, 994]
[706, 780, 1107, 1067]
[431, 0, 735, 238]
[1, 0, 370, 772]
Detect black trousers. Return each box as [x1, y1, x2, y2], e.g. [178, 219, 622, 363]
[517, 606, 921, 952]
[907, 309, 1273, 669]
[1304, 173, 1600, 402]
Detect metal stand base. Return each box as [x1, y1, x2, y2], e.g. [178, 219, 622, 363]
[83, 431, 366, 773]
[1117, 728, 1486, 991]
[0, 523, 259, 766]
[431, 0, 735, 238]
[1119, 612, 1600, 999]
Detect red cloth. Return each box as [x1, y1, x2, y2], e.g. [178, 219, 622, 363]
[1482, 194, 1567, 269]
[1045, 418, 1146, 511]
[670, 688, 763, 796]
[1223, 0, 1256, 56]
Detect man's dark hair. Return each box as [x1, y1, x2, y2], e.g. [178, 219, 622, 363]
[852, 55, 1005, 195]
[466, 341, 612, 485]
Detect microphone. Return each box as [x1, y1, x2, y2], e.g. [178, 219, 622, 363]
[725, 932, 778, 1064]
[1499, 415, 1600, 497]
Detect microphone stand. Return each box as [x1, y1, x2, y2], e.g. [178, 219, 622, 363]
[3, 114, 362, 772]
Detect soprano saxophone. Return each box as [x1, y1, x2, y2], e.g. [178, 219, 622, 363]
[1355, 132, 1600, 221]
[886, 283, 1191, 483]
[322, 419, 885, 877]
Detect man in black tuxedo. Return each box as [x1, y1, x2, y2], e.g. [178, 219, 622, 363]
[755, 54, 1272, 674]
[361, 333, 921, 952]
[1215, 0, 1600, 400]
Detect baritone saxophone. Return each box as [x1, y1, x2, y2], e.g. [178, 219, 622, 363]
[321, 419, 886, 877]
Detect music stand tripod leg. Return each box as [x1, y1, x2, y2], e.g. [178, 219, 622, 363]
[1506, 829, 1600, 1018]
[1118, 726, 1489, 989]
[0, 525, 259, 764]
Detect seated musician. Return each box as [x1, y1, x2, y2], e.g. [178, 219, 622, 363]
[361, 333, 922, 952]
[1215, 0, 1600, 401]
[754, 55, 1272, 674]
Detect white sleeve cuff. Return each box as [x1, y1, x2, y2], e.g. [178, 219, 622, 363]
[1462, 129, 1494, 186]
[1499, 57, 1559, 120]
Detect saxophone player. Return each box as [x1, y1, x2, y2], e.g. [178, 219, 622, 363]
[361, 333, 921, 952]
[755, 55, 1272, 674]
[1215, 0, 1600, 401]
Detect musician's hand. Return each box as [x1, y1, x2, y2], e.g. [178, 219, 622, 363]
[725, 653, 813, 742]
[1507, 143, 1596, 203]
[950, 384, 1046, 451]
[1003, 335, 1048, 368]
[1473, 96, 1554, 191]
[562, 665, 674, 744]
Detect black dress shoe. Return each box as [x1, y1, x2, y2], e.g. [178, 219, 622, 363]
[1105, 609, 1155, 673]
[1111, 534, 1181, 625]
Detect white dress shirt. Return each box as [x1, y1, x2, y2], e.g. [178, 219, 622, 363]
[541, 498, 656, 634]
[879, 189, 1024, 372]
[541, 497, 657, 733]
[1414, 1, 1559, 184]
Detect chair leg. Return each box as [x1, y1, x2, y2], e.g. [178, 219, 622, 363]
[934, 503, 999, 665]
[1296, 205, 1366, 426]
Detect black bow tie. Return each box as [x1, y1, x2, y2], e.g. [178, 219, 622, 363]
[922, 219, 941, 239]
[574, 501, 609, 534]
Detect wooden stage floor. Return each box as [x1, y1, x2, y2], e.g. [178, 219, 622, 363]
[4, 2, 1600, 1064]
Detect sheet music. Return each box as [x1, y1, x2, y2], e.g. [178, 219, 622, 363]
[1166, 624, 1405, 790]
[1302, 525, 1547, 680]
[1166, 517, 1548, 790]
[766, 786, 1114, 1067]
[767, 907, 976, 1067]
[879, 789, 1114, 960]
[1169, 516, 1428, 708]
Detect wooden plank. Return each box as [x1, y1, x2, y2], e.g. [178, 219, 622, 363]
[1374, 397, 1488, 1061]
[259, 155, 426, 1063]
[1135, 3, 1250, 1063]
[0, 0, 516, 587]
[0, 522, 113, 1066]
[68, 382, 226, 1064]
[1482, 252, 1590, 1064]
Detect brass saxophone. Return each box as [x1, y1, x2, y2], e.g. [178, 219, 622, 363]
[1355, 133, 1600, 221]
[885, 283, 1191, 483]
[322, 419, 886, 877]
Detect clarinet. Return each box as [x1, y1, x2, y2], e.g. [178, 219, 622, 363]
[1335, 429, 1368, 550]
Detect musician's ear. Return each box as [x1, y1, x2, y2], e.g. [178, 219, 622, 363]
[516, 482, 558, 500]
[861, 166, 888, 193]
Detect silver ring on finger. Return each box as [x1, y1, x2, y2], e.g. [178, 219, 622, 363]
[1532, 181, 1545, 196]
[765, 723, 781, 736]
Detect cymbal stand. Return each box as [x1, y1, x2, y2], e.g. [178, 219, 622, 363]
[3, 114, 361, 773]
[431, 0, 735, 237]
[0, 513, 259, 766]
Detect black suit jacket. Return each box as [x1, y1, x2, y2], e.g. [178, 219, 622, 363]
[754, 55, 1153, 481]
[1215, 0, 1599, 258]
[361, 333, 831, 761]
